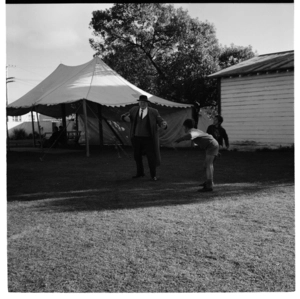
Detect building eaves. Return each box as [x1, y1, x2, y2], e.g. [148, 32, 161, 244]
[208, 50, 294, 79]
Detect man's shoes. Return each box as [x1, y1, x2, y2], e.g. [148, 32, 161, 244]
[197, 186, 213, 192]
[199, 181, 215, 187]
[152, 176, 158, 181]
[132, 174, 145, 179]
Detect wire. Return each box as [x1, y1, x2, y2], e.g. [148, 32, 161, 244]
[16, 78, 43, 82]
[15, 65, 55, 68]
[13, 80, 38, 87]
[16, 66, 46, 78]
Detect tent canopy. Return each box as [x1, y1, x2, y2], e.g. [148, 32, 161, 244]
[7, 57, 194, 150]
[7, 57, 192, 117]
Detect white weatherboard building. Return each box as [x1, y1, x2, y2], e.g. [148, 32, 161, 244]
[208, 50, 294, 149]
[7, 113, 62, 138]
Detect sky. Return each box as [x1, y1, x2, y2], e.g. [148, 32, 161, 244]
[4, 2, 295, 104]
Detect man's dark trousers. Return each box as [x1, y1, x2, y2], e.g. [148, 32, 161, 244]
[132, 136, 156, 178]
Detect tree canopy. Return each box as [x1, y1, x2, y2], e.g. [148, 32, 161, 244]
[89, 3, 256, 109]
[219, 44, 257, 69]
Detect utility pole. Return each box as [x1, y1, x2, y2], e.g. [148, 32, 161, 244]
[6, 65, 16, 151]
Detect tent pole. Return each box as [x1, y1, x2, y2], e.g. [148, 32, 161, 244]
[61, 103, 67, 129]
[75, 112, 79, 141]
[6, 75, 10, 152]
[35, 111, 43, 151]
[31, 109, 36, 147]
[82, 99, 90, 157]
[6, 116, 10, 152]
[97, 104, 104, 149]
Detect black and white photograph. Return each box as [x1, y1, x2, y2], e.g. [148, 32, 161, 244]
[3, 1, 296, 295]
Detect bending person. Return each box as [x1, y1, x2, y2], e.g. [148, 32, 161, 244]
[175, 119, 219, 192]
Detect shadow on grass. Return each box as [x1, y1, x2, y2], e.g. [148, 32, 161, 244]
[7, 148, 294, 212]
[7, 180, 294, 213]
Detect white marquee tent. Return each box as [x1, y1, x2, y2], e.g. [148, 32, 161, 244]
[7, 57, 194, 155]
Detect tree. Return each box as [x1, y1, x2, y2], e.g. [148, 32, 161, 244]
[218, 44, 257, 69]
[89, 4, 257, 112]
[89, 3, 221, 106]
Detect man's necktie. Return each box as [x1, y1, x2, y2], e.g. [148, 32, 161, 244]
[140, 109, 144, 119]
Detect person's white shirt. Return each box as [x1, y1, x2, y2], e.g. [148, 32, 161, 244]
[188, 128, 207, 140]
[139, 107, 148, 119]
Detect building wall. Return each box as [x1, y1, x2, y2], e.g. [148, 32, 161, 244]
[221, 71, 294, 147]
[7, 113, 72, 136]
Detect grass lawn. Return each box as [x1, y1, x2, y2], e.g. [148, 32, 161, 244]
[7, 146, 294, 292]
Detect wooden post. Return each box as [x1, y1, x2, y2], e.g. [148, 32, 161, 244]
[97, 103, 104, 149]
[82, 99, 90, 157]
[6, 72, 10, 151]
[6, 66, 11, 151]
[217, 78, 221, 115]
[75, 112, 79, 140]
[61, 103, 67, 129]
[31, 109, 36, 147]
[36, 111, 43, 150]
[6, 115, 10, 151]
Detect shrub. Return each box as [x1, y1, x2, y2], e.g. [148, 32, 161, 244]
[27, 131, 40, 139]
[12, 128, 27, 140]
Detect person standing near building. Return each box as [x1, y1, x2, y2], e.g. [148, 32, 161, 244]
[121, 95, 168, 181]
[206, 115, 229, 149]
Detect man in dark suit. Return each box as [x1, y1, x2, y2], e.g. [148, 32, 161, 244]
[121, 95, 168, 181]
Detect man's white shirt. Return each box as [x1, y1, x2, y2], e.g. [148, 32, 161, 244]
[188, 128, 207, 140]
[139, 107, 148, 119]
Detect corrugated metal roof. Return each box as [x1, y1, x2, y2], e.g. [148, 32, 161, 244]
[208, 50, 294, 78]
